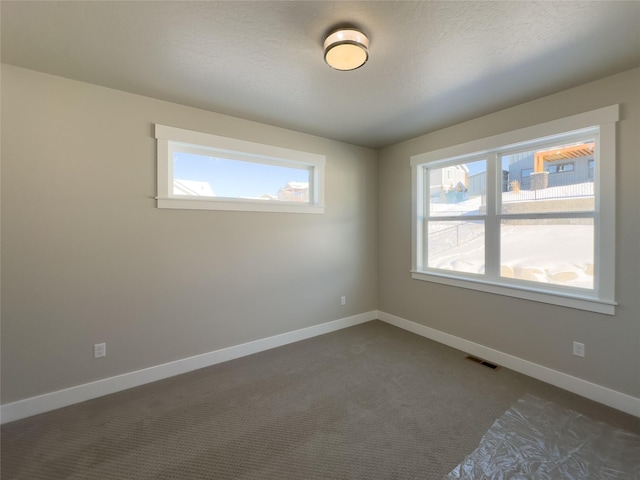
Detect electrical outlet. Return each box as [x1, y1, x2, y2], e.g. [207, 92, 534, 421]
[572, 341, 585, 358]
[94, 343, 106, 358]
[340, 295, 346, 306]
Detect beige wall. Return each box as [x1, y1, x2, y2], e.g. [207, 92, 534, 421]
[0, 65, 378, 404]
[2, 63, 639, 408]
[378, 68, 640, 398]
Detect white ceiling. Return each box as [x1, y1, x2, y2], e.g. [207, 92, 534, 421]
[2, 1, 639, 149]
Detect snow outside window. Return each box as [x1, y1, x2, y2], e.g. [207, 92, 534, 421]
[155, 125, 325, 214]
[411, 106, 618, 314]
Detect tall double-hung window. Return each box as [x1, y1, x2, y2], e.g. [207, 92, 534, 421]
[411, 106, 618, 314]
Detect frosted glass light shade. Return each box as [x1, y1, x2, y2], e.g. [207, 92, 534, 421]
[324, 29, 369, 71]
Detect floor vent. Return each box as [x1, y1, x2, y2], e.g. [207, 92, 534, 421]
[466, 355, 499, 370]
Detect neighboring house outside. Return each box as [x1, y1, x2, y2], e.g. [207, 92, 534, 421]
[505, 142, 594, 190]
[277, 182, 309, 202]
[255, 193, 277, 201]
[429, 165, 469, 198]
[466, 171, 508, 211]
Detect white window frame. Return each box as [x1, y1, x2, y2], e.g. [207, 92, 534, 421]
[155, 124, 325, 214]
[410, 105, 619, 315]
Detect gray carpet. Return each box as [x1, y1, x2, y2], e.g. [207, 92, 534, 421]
[2, 321, 639, 479]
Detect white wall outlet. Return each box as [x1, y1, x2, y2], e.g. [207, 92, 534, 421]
[572, 341, 585, 357]
[340, 295, 346, 306]
[94, 342, 106, 358]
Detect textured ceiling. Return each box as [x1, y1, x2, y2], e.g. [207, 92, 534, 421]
[2, 1, 639, 149]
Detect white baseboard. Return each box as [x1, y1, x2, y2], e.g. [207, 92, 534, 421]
[0, 311, 377, 424]
[4, 309, 637, 423]
[377, 311, 640, 417]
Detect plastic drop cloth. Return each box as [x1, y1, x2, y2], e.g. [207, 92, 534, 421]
[446, 394, 640, 480]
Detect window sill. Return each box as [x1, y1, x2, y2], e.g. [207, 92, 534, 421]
[411, 271, 615, 315]
[157, 197, 325, 214]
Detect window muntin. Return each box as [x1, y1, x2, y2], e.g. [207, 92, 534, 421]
[411, 106, 618, 314]
[155, 125, 325, 213]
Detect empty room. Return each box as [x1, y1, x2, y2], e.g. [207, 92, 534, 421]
[1, 1, 639, 478]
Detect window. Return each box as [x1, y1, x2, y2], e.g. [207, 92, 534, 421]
[155, 125, 325, 213]
[411, 106, 618, 314]
[546, 163, 574, 173]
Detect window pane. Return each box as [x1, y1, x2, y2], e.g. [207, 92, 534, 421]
[428, 160, 486, 217]
[173, 152, 311, 202]
[427, 220, 485, 274]
[501, 140, 595, 214]
[500, 219, 594, 290]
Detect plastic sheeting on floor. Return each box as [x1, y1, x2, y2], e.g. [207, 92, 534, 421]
[446, 394, 640, 479]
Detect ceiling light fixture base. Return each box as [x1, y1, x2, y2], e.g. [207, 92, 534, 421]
[324, 28, 369, 71]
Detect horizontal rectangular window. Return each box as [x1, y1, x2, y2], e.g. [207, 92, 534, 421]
[411, 105, 618, 314]
[155, 125, 325, 213]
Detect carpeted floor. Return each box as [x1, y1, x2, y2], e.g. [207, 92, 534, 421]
[2, 321, 639, 479]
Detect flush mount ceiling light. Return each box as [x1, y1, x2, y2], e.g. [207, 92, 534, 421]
[324, 28, 369, 71]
